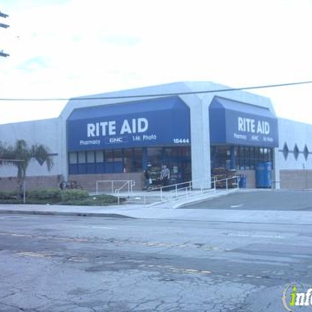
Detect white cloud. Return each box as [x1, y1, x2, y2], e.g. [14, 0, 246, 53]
[0, 0, 312, 124]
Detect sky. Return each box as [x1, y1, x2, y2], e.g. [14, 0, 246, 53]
[1, 0, 312, 125]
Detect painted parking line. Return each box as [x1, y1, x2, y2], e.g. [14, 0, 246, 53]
[67, 225, 117, 230]
[230, 204, 244, 208]
[227, 233, 284, 239]
[139, 263, 212, 275]
[0, 216, 39, 220]
[17, 251, 52, 258]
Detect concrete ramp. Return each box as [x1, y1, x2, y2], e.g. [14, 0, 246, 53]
[123, 188, 240, 209]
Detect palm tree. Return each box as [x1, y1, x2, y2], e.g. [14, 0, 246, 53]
[0, 139, 54, 193]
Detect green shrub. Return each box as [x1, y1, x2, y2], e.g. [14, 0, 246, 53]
[61, 194, 121, 206]
[28, 188, 61, 200]
[60, 189, 89, 202]
[0, 191, 18, 200]
[0, 188, 122, 206]
[93, 194, 120, 204]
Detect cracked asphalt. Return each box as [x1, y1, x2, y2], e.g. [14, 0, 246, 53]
[0, 191, 312, 311]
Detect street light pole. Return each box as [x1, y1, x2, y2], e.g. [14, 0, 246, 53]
[0, 11, 9, 57]
[0, 11, 9, 18]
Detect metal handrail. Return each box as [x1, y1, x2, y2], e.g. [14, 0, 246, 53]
[114, 180, 136, 204]
[96, 180, 135, 195]
[115, 180, 135, 194]
[140, 175, 239, 206]
[95, 176, 239, 206]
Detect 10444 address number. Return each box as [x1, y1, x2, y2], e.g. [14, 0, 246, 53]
[173, 138, 190, 144]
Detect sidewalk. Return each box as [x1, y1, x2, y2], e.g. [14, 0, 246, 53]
[1, 189, 312, 225]
[0, 188, 232, 218]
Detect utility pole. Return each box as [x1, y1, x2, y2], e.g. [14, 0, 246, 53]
[0, 11, 9, 57]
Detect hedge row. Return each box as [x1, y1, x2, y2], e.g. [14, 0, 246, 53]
[0, 188, 120, 205]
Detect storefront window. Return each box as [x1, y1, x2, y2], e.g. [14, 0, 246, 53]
[69, 152, 78, 164]
[132, 149, 142, 172]
[147, 147, 162, 167]
[146, 146, 191, 183]
[105, 150, 114, 162]
[114, 149, 122, 162]
[87, 151, 95, 163]
[78, 151, 86, 164]
[123, 149, 133, 173]
[68, 146, 190, 177]
[95, 150, 104, 163]
[211, 146, 230, 169]
[211, 145, 273, 171]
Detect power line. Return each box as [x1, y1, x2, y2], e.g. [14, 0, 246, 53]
[1, 80, 312, 102]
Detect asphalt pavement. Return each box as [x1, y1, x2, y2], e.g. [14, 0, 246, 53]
[1, 189, 312, 311]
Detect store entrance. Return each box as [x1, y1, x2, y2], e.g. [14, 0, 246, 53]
[146, 146, 191, 185]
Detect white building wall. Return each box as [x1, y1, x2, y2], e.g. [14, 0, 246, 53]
[277, 118, 312, 170]
[0, 118, 62, 177]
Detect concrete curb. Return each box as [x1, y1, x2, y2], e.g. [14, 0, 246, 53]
[0, 209, 134, 219]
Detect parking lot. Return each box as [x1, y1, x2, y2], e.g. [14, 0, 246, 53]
[183, 189, 312, 211]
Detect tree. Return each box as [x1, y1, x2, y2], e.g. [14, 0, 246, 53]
[0, 139, 54, 193]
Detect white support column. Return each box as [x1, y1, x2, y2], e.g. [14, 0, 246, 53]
[273, 147, 281, 189]
[60, 114, 69, 181]
[181, 94, 212, 189]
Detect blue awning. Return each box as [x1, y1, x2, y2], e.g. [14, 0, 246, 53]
[68, 96, 184, 120]
[209, 97, 279, 147]
[67, 97, 191, 151]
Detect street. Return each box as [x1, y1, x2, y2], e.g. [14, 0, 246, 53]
[0, 191, 312, 311]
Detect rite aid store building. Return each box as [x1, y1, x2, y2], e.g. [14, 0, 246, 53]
[1, 81, 312, 191]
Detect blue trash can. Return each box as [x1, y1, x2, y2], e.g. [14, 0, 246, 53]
[239, 175, 247, 188]
[256, 162, 272, 188]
